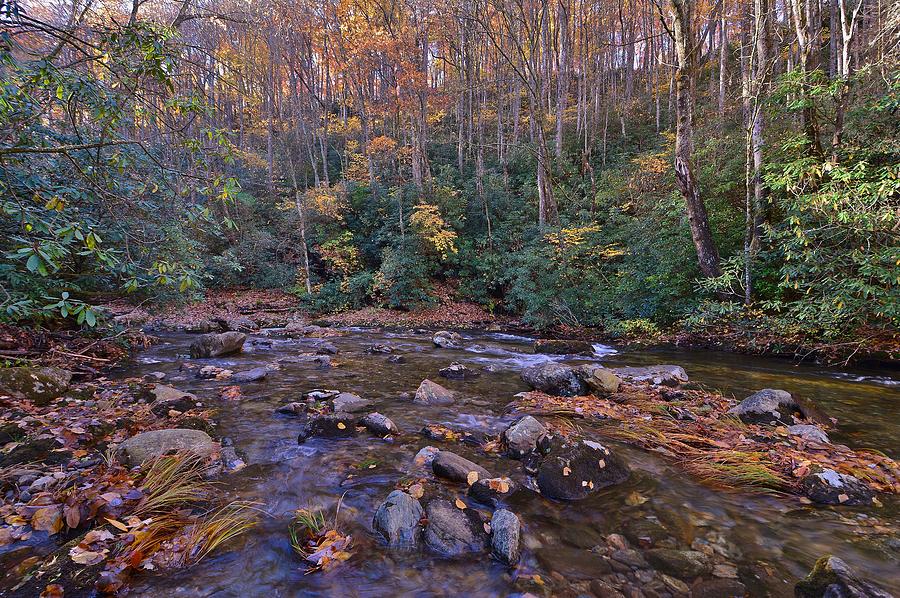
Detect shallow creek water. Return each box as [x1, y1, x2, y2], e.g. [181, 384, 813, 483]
[121, 328, 899, 597]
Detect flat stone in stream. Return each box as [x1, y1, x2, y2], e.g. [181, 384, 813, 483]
[189, 331, 247, 358]
[432, 450, 491, 484]
[535, 438, 629, 500]
[0, 366, 72, 402]
[799, 469, 875, 506]
[373, 490, 424, 548]
[612, 365, 688, 387]
[331, 392, 373, 413]
[360, 412, 399, 436]
[438, 362, 480, 380]
[501, 415, 548, 459]
[727, 388, 803, 424]
[413, 379, 455, 406]
[788, 424, 830, 443]
[432, 330, 463, 349]
[490, 509, 521, 565]
[644, 548, 711, 579]
[423, 499, 488, 556]
[533, 339, 595, 356]
[795, 555, 893, 598]
[117, 428, 215, 466]
[521, 362, 585, 397]
[297, 414, 357, 443]
[231, 367, 269, 383]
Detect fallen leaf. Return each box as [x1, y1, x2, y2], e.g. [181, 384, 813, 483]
[337, 422, 346, 430]
[83, 529, 115, 544]
[466, 471, 479, 486]
[69, 545, 108, 565]
[625, 491, 648, 506]
[31, 507, 63, 534]
[454, 498, 467, 510]
[104, 517, 129, 532]
[408, 484, 424, 499]
[562, 466, 571, 477]
[40, 584, 64, 598]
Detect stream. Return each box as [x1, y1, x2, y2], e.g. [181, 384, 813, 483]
[120, 328, 899, 597]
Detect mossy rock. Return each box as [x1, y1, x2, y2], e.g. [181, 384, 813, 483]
[0, 366, 72, 403]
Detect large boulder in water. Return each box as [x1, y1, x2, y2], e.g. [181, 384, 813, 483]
[795, 555, 893, 598]
[611, 365, 688, 387]
[423, 499, 488, 556]
[360, 412, 399, 436]
[799, 469, 875, 506]
[574, 364, 621, 394]
[414, 379, 455, 406]
[117, 429, 215, 466]
[490, 509, 521, 565]
[521, 362, 585, 397]
[297, 414, 357, 443]
[536, 438, 629, 500]
[501, 415, 548, 459]
[727, 388, 804, 425]
[432, 330, 463, 349]
[373, 490, 424, 548]
[189, 331, 246, 358]
[533, 339, 595, 356]
[432, 450, 491, 484]
[0, 366, 71, 402]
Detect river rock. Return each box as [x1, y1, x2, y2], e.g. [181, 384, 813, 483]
[575, 365, 622, 394]
[117, 429, 215, 466]
[644, 548, 711, 579]
[189, 331, 246, 358]
[0, 366, 72, 402]
[795, 555, 893, 598]
[533, 339, 595, 356]
[788, 424, 830, 443]
[316, 341, 339, 355]
[432, 450, 491, 484]
[490, 509, 521, 565]
[423, 499, 488, 556]
[274, 402, 306, 416]
[799, 469, 874, 506]
[360, 412, 399, 436]
[535, 438, 629, 500]
[297, 414, 357, 443]
[150, 384, 200, 416]
[373, 490, 424, 548]
[331, 392, 373, 413]
[726, 388, 804, 424]
[185, 319, 222, 333]
[501, 415, 548, 459]
[438, 362, 480, 380]
[468, 477, 517, 506]
[0, 438, 71, 467]
[221, 315, 257, 332]
[612, 365, 688, 387]
[521, 362, 585, 397]
[414, 379, 455, 406]
[231, 367, 269, 383]
[432, 330, 463, 349]
[365, 343, 394, 354]
[690, 578, 748, 598]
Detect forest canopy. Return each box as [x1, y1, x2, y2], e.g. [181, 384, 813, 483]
[1, 0, 897, 342]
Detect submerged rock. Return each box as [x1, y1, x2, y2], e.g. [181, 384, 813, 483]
[533, 339, 595, 356]
[432, 330, 463, 349]
[423, 499, 488, 556]
[644, 548, 711, 579]
[438, 362, 480, 380]
[490, 509, 521, 565]
[275, 402, 306, 416]
[432, 450, 491, 484]
[331, 392, 373, 413]
[575, 365, 622, 394]
[795, 555, 893, 598]
[373, 490, 424, 548]
[0, 366, 72, 402]
[297, 414, 357, 443]
[521, 362, 585, 397]
[501, 415, 548, 459]
[117, 429, 215, 466]
[365, 343, 394, 354]
[360, 412, 399, 436]
[413, 379, 455, 406]
[612, 365, 688, 387]
[535, 438, 629, 500]
[799, 469, 874, 506]
[690, 578, 748, 598]
[189, 331, 246, 358]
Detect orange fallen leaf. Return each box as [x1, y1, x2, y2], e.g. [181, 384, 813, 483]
[454, 498, 467, 510]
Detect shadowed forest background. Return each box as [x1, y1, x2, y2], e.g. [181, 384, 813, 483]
[1, 0, 897, 347]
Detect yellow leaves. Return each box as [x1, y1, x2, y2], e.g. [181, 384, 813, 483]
[44, 196, 65, 211]
[466, 471, 480, 486]
[105, 517, 130, 532]
[454, 498, 467, 510]
[336, 422, 347, 430]
[410, 202, 458, 261]
[368, 135, 398, 158]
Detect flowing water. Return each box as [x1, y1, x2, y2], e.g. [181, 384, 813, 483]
[121, 328, 899, 597]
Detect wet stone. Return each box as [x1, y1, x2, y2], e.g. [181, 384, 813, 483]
[189, 331, 246, 358]
[490, 509, 521, 565]
[432, 330, 463, 349]
[297, 414, 357, 443]
[331, 392, 373, 413]
[373, 490, 424, 548]
[611, 365, 688, 387]
[413, 379, 455, 406]
[788, 424, 830, 444]
[423, 499, 488, 556]
[799, 469, 874, 506]
[535, 438, 629, 500]
[432, 450, 491, 484]
[521, 362, 586, 397]
[690, 578, 748, 598]
[467, 477, 517, 507]
[360, 412, 399, 436]
[501, 415, 548, 459]
[726, 388, 803, 425]
[644, 548, 712, 580]
[438, 362, 480, 380]
[795, 555, 892, 598]
[231, 367, 269, 383]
